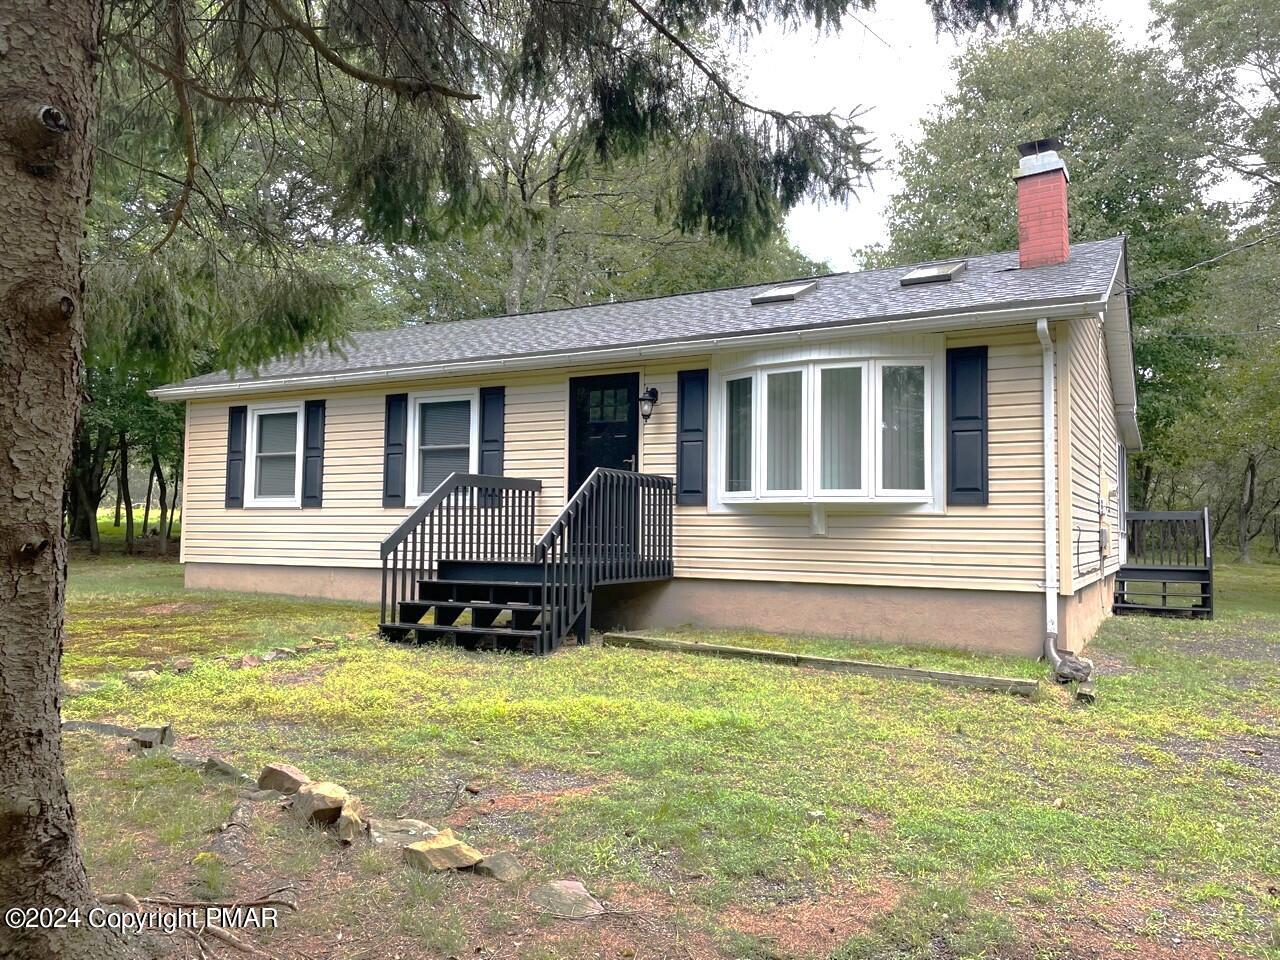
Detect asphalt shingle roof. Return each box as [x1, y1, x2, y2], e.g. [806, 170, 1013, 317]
[162, 237, 1124, 393]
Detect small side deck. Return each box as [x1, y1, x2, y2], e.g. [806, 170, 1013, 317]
[1114, 509, 1213, 619]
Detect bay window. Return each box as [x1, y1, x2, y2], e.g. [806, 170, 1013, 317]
[407, 390, 479, 502]
[717, 356, 933, 503]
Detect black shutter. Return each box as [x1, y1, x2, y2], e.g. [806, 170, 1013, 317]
[676, 369, 709, 506]
[225, 405, 247, 508]
[382, 393, 408, 508]
[302, 399, 326, 508]
[478, 386, 505, 475]
[946, 346, 988, 506]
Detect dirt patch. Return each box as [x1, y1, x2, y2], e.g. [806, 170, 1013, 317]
[719, 881, 903, 958]
[1162, 733, 1280, 777]
[445, 783, 600, 831]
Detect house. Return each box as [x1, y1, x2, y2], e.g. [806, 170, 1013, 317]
[154, 139, 1143, 662]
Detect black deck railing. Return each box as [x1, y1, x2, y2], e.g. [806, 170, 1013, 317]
[379, 474, 542, 625]
[1125, 509, 1211, 569]
[1116, 507, 1213, 618]
[535, 468, 674, 651]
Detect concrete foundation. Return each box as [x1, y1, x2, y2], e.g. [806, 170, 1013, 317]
[185, 562, 381, 603]
[185, 563, 1113, 656]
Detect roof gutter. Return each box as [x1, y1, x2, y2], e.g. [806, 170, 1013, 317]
[150, 294, 1108, 401]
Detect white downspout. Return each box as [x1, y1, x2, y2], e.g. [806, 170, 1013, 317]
[1036, 319, 1063, 670]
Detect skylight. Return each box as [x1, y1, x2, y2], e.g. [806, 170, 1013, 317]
[900, 260, 967, 287]
[750, 280, 817, 305]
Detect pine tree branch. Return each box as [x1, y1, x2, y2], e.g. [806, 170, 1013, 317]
[263, 0, 480, 102]
[114, 36, 284, 109]
[152, 0, 198, 253]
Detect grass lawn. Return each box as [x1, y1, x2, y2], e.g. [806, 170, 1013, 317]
[61, 553, 1280, 959]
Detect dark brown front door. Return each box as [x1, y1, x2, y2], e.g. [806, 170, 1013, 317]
[569, 372, 639, 493]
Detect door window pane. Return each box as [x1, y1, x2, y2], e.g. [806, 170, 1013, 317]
[724, 377, 753, 492]
[820, 367, 862, 490]
[766, 371, 803, 491]
[881, 365, 926, 490]
[255, 411, 297, 498]
[418, 399, 472, 495]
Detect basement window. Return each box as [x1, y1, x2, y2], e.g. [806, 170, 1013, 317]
[750, 280, 817, 304]
[900, 260, 967, 286]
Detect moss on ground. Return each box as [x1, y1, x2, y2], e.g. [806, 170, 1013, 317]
[63, 559, 1280, 958]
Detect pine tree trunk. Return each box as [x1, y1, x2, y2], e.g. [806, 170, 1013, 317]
[0, 0, 154, 955]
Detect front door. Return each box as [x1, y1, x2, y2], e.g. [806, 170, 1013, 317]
[569, 372, 640, 493]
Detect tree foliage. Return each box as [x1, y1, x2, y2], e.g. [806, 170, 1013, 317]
[863, 22, 1228, 477]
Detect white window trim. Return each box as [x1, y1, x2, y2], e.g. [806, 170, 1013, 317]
[713, 352, 942, 508]
[405, 388, 480, 506]
[243, 400, 305, 508]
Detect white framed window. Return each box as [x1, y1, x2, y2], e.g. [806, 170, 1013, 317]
[716, 355, 935, 505]
[406, 389, 480, 503]
[244, 401, 304, 507]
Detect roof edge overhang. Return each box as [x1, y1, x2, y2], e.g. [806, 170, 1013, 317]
[1101, 243, 1142, 451]
[150, 292, 1110, 401]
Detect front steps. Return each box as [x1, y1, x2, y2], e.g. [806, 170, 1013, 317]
[381, 560, 586, 655]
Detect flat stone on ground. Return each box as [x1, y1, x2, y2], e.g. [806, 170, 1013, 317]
[257, 762, 311, 794]
[402, 830, 483, 871]
[529, 880, 604, 919]
[368, 818, 438, 847]
[293, 781, 348, 825]
[475, 851, 526, 883]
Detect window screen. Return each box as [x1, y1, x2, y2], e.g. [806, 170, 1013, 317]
[724, 377, 753, 493]
[418, 399, 471, 495]
[820, 366, 862, 490]
[255, 411, 297, 498]
[881, 365, 926, 490]
[766, 371, 803, 491]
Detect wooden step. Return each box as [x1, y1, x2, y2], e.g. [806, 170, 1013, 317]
[436, 560, 543, 583]
[382, 622, 542, 641]
[1116, 566, 1211, 583]
[398, 599, 542, 622]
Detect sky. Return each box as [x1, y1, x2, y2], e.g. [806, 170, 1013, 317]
[735, 0, 1162, 270]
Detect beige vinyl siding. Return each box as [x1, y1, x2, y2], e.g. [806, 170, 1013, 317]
[1066, 316, 1122, 588]
[181, 324, 1055, 592]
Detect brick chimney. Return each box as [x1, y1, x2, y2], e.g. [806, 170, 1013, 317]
[1014, 138, 1070, 268]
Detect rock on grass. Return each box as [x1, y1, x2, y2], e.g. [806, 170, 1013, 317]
[257, 762, 311, 795]
[402, 830, 483, 871]
[529, 880, 603, 918]
[293, 782, 348, 825]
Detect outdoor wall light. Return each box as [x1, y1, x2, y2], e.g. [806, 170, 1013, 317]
[638, 386, 659, 422]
